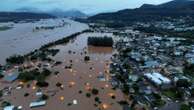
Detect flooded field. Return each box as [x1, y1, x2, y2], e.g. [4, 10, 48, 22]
[0, 19, 88, 64]
[0, 32, 126, 110]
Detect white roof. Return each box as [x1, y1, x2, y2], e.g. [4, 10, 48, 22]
[144, 72, 171, 85]
[30, 101, 46, 108]
[145, 73, 162, 85]
[73, 99, 78, 105]
[4, 105, 15, 110]
[36, 92, 43, 96]
[152, 72, 171, 84]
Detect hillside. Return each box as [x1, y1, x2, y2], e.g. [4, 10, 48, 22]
[0, 12, 55, 22]
[88, 0, 194, 25]
[49, 9, 87, 18]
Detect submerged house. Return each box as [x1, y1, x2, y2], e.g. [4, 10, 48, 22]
[3, 71, 19, 83]
[30, 100, 46, 108]
[3, 105, 15, 110]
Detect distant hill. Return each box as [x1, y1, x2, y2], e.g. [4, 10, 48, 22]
[15, 7, 87, 18]
[48, 9, 87, 18]
[15, 7, 41, 13]
[0, 12, 55, 22]
[88, 0, 194, 25]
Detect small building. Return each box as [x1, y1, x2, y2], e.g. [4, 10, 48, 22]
[128, 75, 139, 82]
[97, 72, 106, 81]
[3, 105, 15, 110]
[144, 72, 171, 88]
[3, 72, 19, 83]
[144, 61, 160, 68]
[130, 52, 142, 62]
[30, 100, 46, 108]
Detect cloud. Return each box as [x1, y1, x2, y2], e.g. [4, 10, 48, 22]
[0, 0, 172, 13]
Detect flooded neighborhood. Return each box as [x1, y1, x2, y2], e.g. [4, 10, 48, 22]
[1, 0, 194, 110]
[0, 22, 127, 110]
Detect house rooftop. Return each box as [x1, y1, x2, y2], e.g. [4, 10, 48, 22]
[30, 100, 46, 108]
[3, 72, 19, 82]
[3, 105, 15, 110]
[144, 72, 171, 86]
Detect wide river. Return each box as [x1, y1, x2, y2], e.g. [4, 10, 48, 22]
[0, 18, 88, 64]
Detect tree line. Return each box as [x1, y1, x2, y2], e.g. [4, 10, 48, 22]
[87, 36, 113, 47]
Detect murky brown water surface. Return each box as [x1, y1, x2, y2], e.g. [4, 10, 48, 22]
[0, 19, 88, 64]
[0, 32, 125, 110]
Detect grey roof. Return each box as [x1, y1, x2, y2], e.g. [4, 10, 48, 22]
[4, 72, 19, 82]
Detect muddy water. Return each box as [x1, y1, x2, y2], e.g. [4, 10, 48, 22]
[1, 32, 125, 110]
[0, 19, 88, 64]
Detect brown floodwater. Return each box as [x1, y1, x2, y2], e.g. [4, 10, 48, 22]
[1, 32, 126, 110]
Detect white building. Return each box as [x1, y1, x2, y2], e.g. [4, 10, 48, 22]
[144, 72, 171, 86]
[3, 105, 15, 110]
[30, 101, 46, 108]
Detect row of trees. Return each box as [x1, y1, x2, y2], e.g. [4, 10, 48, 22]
[18, 69, 51, 87]
[6, 49, 60, 64]
[5, 30, 91, 65]
[87, 37, 113, 47]
[134, 26, 194, 42]
[40, 29, 92, 49]
[6, 55, 25, 64]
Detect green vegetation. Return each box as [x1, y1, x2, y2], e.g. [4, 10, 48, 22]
[183, 64, 194, 77]
[121, 48, 132, 57]
[79, 90, 83, 94]
[1, 101, 11, 107]
[18, 69, 51, 88]
[86, 93, 91, 98]
[6, 49, 59, 64]
[56, 82, 62, 87]
[176, 79, 191, 88]
[163, 88, 183, 100]
[123, 63, 131, 73]
[118, 100, 129, 105]
[0, 90, 3, 98]
[111, 95, 116, 99]
[24, 93, 29, 97]
[29, 49, 59, 61]
[91, 88, 99, 95]
[5, 30, 90, 66]
[88, 37, 113, 47]
[0, 26, 11, 31]
[40, 94, 49, 100]
[18, 69, 39, 81]
[152, 99, 166, 107]
[152, 93, 166, 107]
[40, 30, 90, 49]
[180, 103, 191, 110]
[0, 74, 4, 79]
[121, 84, 129, 95]
[94, 97, 101, 104]
[191, 88, 194, 97]
[134, 26, 194, 43]
[36, 81, 49, 87]
[6, 55, 25, 64]
[84, 56, 90, 61]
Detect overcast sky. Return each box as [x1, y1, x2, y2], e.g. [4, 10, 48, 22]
[1, 0, 172, 14]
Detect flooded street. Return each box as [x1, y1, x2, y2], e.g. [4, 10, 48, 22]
[1, 32, 126, 110]
[0, 19, 88, 64]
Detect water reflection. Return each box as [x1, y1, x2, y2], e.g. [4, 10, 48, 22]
[88, 46, 113, 55]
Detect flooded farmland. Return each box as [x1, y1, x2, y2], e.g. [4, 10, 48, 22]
[0, 18, 88, 64]
[0, 29, 126, 110]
